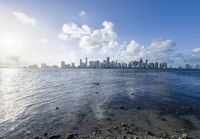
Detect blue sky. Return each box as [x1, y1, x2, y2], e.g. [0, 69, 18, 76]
[0, 0, 200, 67]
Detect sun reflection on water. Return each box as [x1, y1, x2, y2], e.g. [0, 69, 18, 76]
[0, 68, 24, 123]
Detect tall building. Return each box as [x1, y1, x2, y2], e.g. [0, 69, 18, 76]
[145, 59, 148, 65]
[71, 63, 75, 68]
[85, 57, 88, 67]
[106, 57, 110, 68]
[80, 59, 82, 68]
[139, 58, 143, 68]
[155, 62, 159, 69]
[41, 63, 48, 68]
[61, 61, 65, 68]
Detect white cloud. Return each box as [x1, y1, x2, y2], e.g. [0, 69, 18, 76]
[38, 38, 48, 45]
[80, 21, 117, 53]
[12, 12, 37, 26]
[79, 11, 86, 17]
[58, 23, 91, 40]
[150, 38, 176, 53]
[58, 21, 177, 63]
[58, 34, 69, 40]
[192, 47, 200, 53]
[126, 40, 141, 54]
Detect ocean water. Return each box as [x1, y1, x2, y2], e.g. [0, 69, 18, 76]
[0, 68, 200, 138]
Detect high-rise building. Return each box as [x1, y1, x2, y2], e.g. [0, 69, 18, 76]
[149, 63, 154, 69]
[80, 59, 82, 68]
[85, 57, 88, 67]
[145, 59, 148, 65]
[41, 63, 48, 68]
[61, 61, 65, 68]
[71, 63, 75, 68]
[139, 58, 143, 68]
[155, 62, 159, 69]
[106, 57, 110, 68]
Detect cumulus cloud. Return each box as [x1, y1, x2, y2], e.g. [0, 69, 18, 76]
[58, 21, 178, 63]
[150, 38, 176, 53]
[80, 21, 117, 53]
[79, 11, 86, 17]
[12, 12, 37, 26]
[58, 23, 91, 40]
[38, 38, 48, 44]
[192, 47, 200, 53]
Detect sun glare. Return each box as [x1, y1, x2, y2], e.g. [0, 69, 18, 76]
[0, 32, 23, 54]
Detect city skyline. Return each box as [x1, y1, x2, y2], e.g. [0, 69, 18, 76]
[25, 57, 200, 70]
[1, 0, 200, 67]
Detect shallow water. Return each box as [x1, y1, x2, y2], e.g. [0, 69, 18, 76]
[0, 68, 200, 138]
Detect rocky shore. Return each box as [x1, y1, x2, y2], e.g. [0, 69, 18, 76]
[23, 105, 199, 139]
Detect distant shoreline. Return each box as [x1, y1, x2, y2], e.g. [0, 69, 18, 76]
[1, 67, 200, 71]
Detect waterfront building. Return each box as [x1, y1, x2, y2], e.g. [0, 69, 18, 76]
[106, 57, 110, 68]
[85, 57, 88, 67]
[61, 61, 65, 68]
[155, 62, 159, 69]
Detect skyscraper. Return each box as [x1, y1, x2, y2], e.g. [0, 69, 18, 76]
[155, 62, 159, 69]
[80, 59, 82, 68]
[106, 57, 110, 68]
[85, 57, 88, 67]
[61, 61, 65, 68]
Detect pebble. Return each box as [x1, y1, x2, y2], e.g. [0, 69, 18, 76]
[92, 82, 100, 85]
[49, 134, 61, 139]
[44, 132, 48, 136]
[25, 130, 31, 136]
[56, 107, 59, 110]
[120, 122, 128, 127]
[119, 106, 126, 110]
[65, 133, 75, 139]
[181, 133, 188, 139]
[135, 106, 141, 109]
[113, 126, 118, 130]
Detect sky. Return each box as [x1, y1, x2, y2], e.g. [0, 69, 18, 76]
[0, 0, 200, 67]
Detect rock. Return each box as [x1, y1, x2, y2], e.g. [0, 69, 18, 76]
[134, 136, 139, 139]
[56, 107, 59, 110]
[113, 126, 118, 130]
[49, 134, 61, 139]
[157, 131, 168, 138]
[92, 82, 100, 85]
[160, 117, 167, 121]
[93, 131, 97, 136]
[135, 106, 141, 109]
[171, 135, 178, 139]
[25, 130, 31, 136]
[181, 133, 188, 139]
[120, 106, 126, 110]
[131, 92, 136, 95]
[145, 130, 153, 135]
[44, 132, 48, 136]
[126, 130, 133, 134]
[65, 133, 75, 139]
[95, 92, 99, 94]
[106, 117, 111, 121]
[34, 137, 40, 139]
[120, 122, 128, 127]
[181, 128, 186, 132]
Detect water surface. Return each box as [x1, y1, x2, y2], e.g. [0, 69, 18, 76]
[0, 68, 200, 138]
